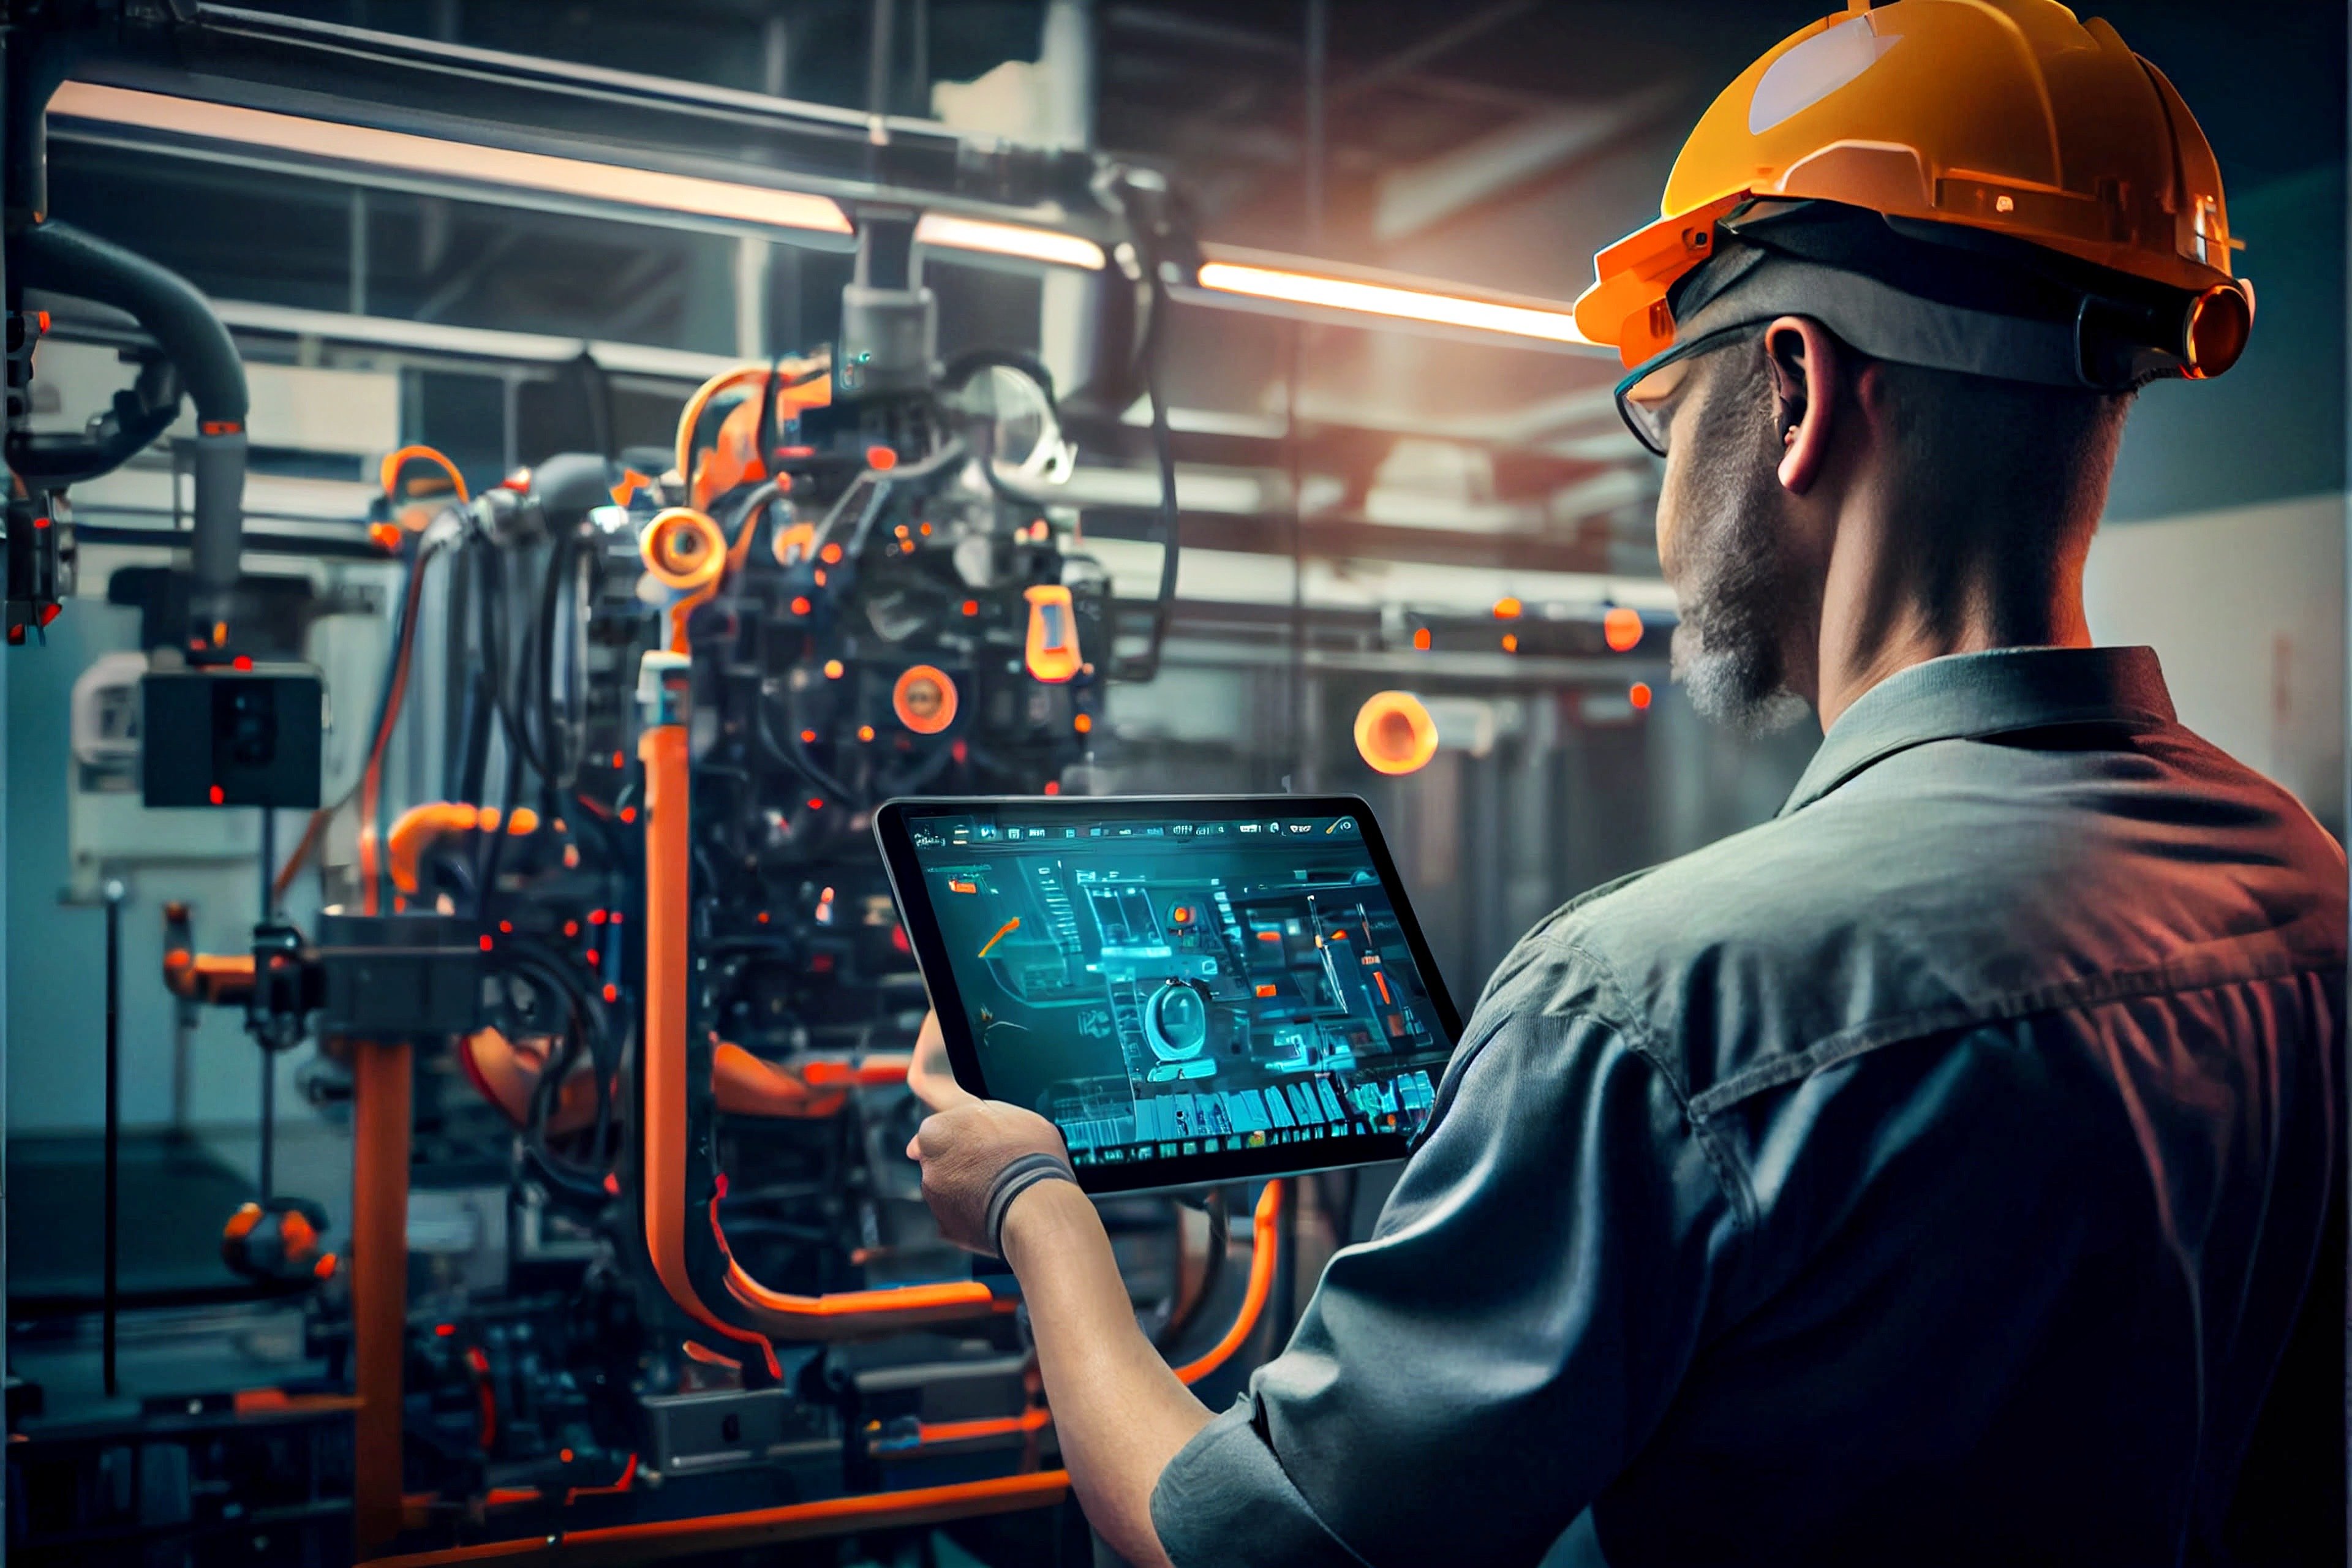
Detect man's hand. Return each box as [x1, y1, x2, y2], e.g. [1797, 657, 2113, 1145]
[905, 1009, 974, 1112]
[904, 1010, 1073, 1253]
[901, 1012, 1199, 1568]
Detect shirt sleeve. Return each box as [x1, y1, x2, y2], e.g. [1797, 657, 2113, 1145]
[1148, 944, 1741, 1568]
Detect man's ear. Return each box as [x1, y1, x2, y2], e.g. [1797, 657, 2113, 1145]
[1765, 316, 1841, 495]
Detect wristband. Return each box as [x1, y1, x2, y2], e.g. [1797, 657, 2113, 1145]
[984, 1150, 1079, 1259]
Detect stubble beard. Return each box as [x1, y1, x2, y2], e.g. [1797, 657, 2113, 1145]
[1662, 379, 1812, 737]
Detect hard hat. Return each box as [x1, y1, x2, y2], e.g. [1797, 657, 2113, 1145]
[1575, 0, 2253, 385]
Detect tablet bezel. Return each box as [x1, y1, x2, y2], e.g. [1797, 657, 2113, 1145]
[874, 793, 1464, 1194]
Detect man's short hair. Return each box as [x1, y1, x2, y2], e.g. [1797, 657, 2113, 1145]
[1863, 356, 2130, 637]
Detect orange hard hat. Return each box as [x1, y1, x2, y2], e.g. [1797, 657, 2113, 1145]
[1576, 0, 2252, 380]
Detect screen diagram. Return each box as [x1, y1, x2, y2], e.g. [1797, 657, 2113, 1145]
[905, 809, 1456, 1172]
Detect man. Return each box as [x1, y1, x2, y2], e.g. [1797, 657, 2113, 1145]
[907, 2, 2346, 1562]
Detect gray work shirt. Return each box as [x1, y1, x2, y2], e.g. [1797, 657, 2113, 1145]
[1151, 646, 2345, 1567]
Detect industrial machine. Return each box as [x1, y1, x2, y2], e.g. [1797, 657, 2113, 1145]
[0, 10, 1289, 1563]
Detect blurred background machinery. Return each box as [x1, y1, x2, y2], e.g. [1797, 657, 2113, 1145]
[0, 1, 2341, 1565]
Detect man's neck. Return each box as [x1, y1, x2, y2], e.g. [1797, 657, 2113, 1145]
[1803, 507, 2092, 731]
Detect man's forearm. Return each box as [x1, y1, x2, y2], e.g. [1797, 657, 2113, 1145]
[1002, 1179, 1213, 1568]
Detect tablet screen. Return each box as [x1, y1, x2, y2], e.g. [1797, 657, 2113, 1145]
[886, 798, 1459, 1183]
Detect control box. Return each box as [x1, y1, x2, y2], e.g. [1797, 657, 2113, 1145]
[140, 663, 325, 809]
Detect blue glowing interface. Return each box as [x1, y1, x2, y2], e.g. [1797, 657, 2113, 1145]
[902, 807, 1455, 1170]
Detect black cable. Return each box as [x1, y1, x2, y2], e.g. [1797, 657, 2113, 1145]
[570, 349, 616, 461]
[470, 532, 552, 788]
[1116, 267, 1182, 682]
[494, 945, 614, 1198]
[525, 530, 581, 794]
[1153, 1189, 1229, 1352]
[102, 883, 122, 1399]
[360, 533, 450, 914]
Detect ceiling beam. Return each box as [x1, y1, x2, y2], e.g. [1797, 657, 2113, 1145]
[1329, 0, 1542, 107]
[1374, 81, 1684, 243]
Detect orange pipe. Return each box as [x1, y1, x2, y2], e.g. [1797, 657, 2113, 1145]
[639, 508, 728, 654]
[352, 1041, 414, 1555]
[638, 721, 782, 1376]
[873, 1408, 1052, 1452]
[162, 947, 256, 1005]
[1174, 1180, 1285, 1385]
[871, 1179, 1289, 1455]
[720, 1261, 997, 1339]
[371, 802, 540, 896]
[710, 1042, 910, 1118]
[673, 366, 771, 494]
[674, 358, 832, 515]
[363, 1471, 1069, 1567]
[707, 1183, 995, 1340]
[460, 1029, 598, 1134]
[379, 444, 470, 505]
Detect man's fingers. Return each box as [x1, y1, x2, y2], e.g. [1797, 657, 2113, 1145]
[907, 1010, 979, 1111]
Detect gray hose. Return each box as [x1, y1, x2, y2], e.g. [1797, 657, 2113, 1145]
[14, 219, 248, 609]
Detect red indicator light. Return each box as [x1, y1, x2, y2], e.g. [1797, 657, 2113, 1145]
[807, 797, 824, 811]
[962, 600, 979, 616]
[790, 596, 811, 616]
[1604, 608, 1644, 652]
[602, 983, 619, 1003]
[498, 921, 513, 934]
[232, 655, 254, 670]
[867, 446, 899, 471]
[563, 921, 579, 938]
[478, 934, 493, 951]
[619, 805, 638, 824]
[1043, 780, 1061, 795]
[588, 909, 607, 925]
[1629, 681, 1654, 710]
[208, 785, 225, 805]
[611, 751, 625, 769]
[1411, 627, 1431, 651]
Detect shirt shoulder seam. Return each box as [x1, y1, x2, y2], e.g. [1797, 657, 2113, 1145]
[1688, 933, 2344, 1119]
[1549, 937, 1761, 1231]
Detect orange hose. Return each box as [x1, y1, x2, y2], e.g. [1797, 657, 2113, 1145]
[358, 548, 435, 915]
[674, 357, 833, 512]
[162, 947, 256, 1004]
[638, 721, 784, 1378]
[879, 1178, 1288, 1456]
[380, 444, 470, 505]
[1174, 1180, 1285, 1385]
[711, 1042, 910, 1118]
[673, 366, 771, 496]
[352, 1041, 414, 1555]
[361, 1471, 1070, 1567]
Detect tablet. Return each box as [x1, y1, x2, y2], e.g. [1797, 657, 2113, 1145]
[875, 794, 1463, 1193]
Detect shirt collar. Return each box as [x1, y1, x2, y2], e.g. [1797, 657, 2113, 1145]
[1780, 646, 2178, 817]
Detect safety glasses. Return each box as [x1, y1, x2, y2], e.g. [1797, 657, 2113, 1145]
[1613, 320, 1772, 458]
